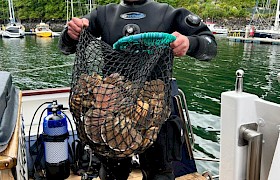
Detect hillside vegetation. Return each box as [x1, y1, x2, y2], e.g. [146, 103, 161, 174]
[0, 0, 277, 23]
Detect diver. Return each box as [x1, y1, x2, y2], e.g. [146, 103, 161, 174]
[59, 0, 217, 179]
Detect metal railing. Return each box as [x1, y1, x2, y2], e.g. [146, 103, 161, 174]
[236, 69, 264, 180]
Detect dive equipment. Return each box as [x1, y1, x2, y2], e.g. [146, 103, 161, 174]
[43, 100, 70, 179]
[122, 24, 141, 36]
[185, 14, 201, 27]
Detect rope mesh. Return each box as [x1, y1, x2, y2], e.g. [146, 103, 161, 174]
[70, 29, 175, 158]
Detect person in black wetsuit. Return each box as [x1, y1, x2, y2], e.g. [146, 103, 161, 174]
[59, 0, 217, 179]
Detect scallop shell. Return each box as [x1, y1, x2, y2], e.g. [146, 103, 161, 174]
[103, 73, 125, 86]
[70, 93, 95, 119]
[69, 95, 82, 121]
[149, 79, 165, 92]
[141, 126, 159, 149]
[101, 114, 135, 151]
[118, 97, 135, 116]
[84, 109, 113, 144]
[123, 80, 132, 91]
[117, 130, 143, 157]
[89, 72, 103, 86]
[76, 73, 102, 95]
[71, 73, 100, 112]
[93, 83, 123, 111]
[77, 73, 88, 87]
[133, 100, 150, 125]
[140, 82, 153, 100]
[142, 79, 165, 96]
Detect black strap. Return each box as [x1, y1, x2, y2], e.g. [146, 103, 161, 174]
[42, 132, 69, 142]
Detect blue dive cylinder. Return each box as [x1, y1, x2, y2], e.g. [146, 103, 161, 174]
[43, 101, 70, 179]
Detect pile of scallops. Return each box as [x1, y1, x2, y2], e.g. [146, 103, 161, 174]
[70, 72, 169, 157]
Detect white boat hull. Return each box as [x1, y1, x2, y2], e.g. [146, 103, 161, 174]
[2, 31, 24, 38]
[220, 91, 280, 180]
[206, 22, 228, 34]
[2, 25, 25, 38]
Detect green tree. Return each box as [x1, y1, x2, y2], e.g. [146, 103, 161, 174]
[0, 0, 275, 22]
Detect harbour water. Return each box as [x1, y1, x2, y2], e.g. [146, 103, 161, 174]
[1, 35, 280, 177]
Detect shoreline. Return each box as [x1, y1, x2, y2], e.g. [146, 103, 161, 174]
[20, 17, 250, 33]
[22, 22, 66, 33]
[3, 17, 266, 33]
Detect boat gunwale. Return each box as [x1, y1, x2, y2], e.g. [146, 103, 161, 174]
[22, 87, 70, 96]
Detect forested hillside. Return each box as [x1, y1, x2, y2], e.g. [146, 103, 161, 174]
[0, 0, 277, 23]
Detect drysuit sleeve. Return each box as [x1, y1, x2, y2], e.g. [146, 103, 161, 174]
[58, 27, 78, 55]
[187, 34, 217, 61]
[58, 9, 99, 55]
[168, 8, 217, 61]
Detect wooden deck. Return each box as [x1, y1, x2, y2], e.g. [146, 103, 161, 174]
[68, 169, 207, 180]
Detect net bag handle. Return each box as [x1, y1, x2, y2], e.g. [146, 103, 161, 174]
[113, 32, 176, 50]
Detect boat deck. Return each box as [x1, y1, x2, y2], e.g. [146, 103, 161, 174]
[67, 170, 207, 180]
[68, 169, 142, 180]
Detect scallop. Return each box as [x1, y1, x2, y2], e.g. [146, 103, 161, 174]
[93, 83, 123, 111]
[103, 73, 125, 86]
[149, 79, 165, 92]
[141, 126, 159, 149]
[84, 109, 113, 144]
[101, 114, 135, 151]
[132, 100, 150, 129]
[117, 130, 143, 157]
[76, 72, 102, 95]
[118, 97, 135, 116]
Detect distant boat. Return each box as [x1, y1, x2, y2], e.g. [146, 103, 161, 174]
[248, 0, 280, 39]
[35, 22, 53, 37]
[2, 23, 25, 38]
[2, 0, 25, 38]
[205, 22, 228, 34]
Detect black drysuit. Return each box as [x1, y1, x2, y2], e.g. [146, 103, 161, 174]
[59, 0, 217, 179]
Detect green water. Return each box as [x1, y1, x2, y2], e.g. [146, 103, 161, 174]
[174, 36, 280, 117]
[1, 35, 280, 176]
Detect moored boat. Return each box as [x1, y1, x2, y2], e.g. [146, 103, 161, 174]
[2, 0, 25, 38]
[2, 23, 25, 38]
[35, 22, 53, 37]
[205, 22, 228, 35]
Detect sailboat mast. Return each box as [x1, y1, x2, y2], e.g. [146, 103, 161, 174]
[275, 0, 280, 30]
[66, 0, 69, 22]
[8, 0, 15, 24]
[89, 0, 92, 12]
[71, 0, 74, 19]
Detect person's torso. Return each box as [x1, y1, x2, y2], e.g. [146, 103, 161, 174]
[96, 2, 174, 46]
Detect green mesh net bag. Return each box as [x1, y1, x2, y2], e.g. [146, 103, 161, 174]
[70, 28, 176, 158]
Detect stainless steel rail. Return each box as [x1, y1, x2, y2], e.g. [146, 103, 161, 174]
[235, 70, 263, 180]
[178, 88, 195, 146]
[194, 157, 220, 162]
[177, 88, 220, 178]
[235, 69, 244, 93]
[239, 123, 263, 180]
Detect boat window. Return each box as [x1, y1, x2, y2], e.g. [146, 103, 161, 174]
[7, 27, 19, 33]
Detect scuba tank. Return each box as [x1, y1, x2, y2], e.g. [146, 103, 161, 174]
[43, 100, 70, 179]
